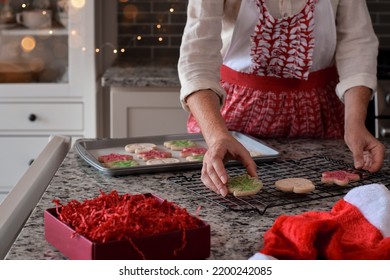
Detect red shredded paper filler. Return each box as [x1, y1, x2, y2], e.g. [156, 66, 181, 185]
[53, 191, 203, 258]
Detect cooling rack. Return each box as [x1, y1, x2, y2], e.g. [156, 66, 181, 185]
[167, 156, 390, 215]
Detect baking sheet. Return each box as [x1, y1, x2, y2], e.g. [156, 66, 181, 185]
[75, 131, 280, 176]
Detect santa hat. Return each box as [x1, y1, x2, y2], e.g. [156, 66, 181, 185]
[249, 183, 390, 260]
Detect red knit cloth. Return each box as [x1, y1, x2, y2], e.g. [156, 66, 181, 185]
[260, 200, 390, 260]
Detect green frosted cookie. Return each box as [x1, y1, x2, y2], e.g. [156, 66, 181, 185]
[227, 174, 263, 197]
[163, 139, 197, 151]
[104, 160, 139, 168]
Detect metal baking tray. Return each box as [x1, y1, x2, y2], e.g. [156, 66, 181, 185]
[75, 131, 280, 176]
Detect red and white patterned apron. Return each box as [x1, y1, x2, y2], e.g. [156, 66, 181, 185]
[187, 0, 344, 139]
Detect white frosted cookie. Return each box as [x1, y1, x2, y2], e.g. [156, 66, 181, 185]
[227, 174, 263, 197]
[145, 158, 180, 165]
[124, 143, 156, 154]
[274, 178, 315, 194]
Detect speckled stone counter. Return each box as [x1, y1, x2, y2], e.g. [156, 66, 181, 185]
[101, 59, 180, 88]
[5, 138, 390, 260]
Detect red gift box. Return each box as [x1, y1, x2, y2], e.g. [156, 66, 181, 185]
[44, 194, 210, 260]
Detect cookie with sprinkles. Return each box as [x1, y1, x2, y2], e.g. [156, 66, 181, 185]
[163, 139, 197, 151]
[104, 160, 139, 168]
[227, 174, 263, 197]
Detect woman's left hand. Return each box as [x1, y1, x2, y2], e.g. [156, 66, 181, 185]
[344, 86, 386, 172]
[344, 122, 385, 173]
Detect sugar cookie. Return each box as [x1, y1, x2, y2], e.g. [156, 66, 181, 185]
[227, 174, 263, 197]
[98, 153, 133, 163]
[186, 154, 204, 162]
[137, 149, 172, 160]
[146, 158, 181, 165]
[124, 143, 156, 154]
[321, 170, 360, 186]
[180, 147, 207, 157]
[163, 139, 197, 151]
[104, 160, 139, 168]
[275, 178, 315, 194]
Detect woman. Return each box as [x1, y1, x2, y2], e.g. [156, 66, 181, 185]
[178, 0, 385, 196]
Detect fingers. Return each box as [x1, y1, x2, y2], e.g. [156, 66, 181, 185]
[365, 143, 386, 173]
[201, 142, 258, 197]
[352, 149, 365, 170]
[239, 152, 258, 179]
[202, 162, 228, 197]
[351, 139, 385, 173]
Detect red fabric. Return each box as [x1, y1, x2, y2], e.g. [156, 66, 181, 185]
[187, 65, 344, 138]
[186, 0, 344, 138]
[251, 0, 316, 79]
[260, 200, 390, 259]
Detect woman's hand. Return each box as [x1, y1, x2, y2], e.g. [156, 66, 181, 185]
[201, 134, 258, 196]
[185, 89, 258, 196]
[344, 86, 385, 172]
[344, 123, 385, 172]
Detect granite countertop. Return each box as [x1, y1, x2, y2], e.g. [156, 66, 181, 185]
[5, 138, 390, 260]
[101, 59, 180, 88]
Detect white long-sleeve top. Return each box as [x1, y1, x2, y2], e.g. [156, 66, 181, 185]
[178, 0, 379, 111]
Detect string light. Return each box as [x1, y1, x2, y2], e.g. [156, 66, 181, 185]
[93, 42, 125, 55]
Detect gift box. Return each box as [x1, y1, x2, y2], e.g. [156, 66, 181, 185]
[44, 193, 210, 260]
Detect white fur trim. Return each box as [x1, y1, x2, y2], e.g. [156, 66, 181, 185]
[248, 252, 277, 260]
[344, 183, 390, 237]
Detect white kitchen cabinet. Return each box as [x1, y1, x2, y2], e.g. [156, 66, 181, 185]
[0, 0, 97, 192]
[110, 87, 189, 138]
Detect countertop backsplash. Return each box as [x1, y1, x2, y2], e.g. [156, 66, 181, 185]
[115, 0, 390, 62]
[117, 0, 188, 60]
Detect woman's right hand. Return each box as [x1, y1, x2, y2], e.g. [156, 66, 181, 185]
[185, 89, 257, 196]
[201, 134, 258, 196]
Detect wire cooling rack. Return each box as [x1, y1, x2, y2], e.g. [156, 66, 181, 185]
[167, 156, 390, 215]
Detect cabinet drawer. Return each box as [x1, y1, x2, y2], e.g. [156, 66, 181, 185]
[0, 137, 50, 189]
[0, 103, 83, 131]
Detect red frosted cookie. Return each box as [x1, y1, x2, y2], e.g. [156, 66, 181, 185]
[98, 153, 133, 163]
[137, 150, 172, 160]
[321, 170, 360, 186]
[180, 147, 207, 158]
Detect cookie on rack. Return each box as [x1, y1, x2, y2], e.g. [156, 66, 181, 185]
[163, 139, 197, 151]
[124, 143, 157, 154]
[227, 174, 263, 197]
[274, 178, 315, 194]
[321, 170, 360, 186]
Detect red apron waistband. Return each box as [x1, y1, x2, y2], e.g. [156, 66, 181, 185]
[220, 64, 338, 91]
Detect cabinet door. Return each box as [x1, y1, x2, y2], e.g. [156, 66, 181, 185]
[0, 137, 49, 189]
[110, 87, 189, 138]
